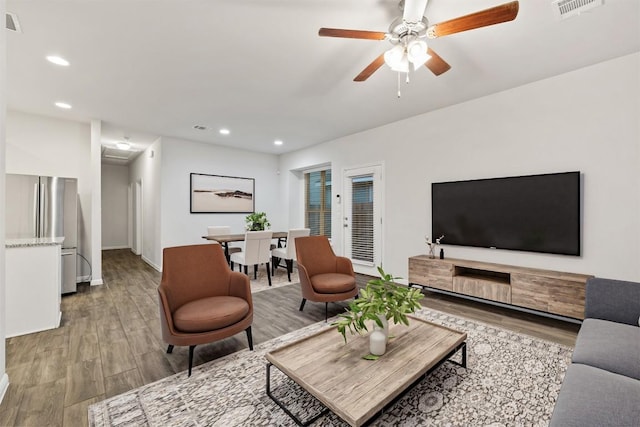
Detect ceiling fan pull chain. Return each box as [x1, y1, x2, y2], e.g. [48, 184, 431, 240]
[397, 72, 402, 98]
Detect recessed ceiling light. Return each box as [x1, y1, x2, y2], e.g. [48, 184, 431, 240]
[219, 128, 230, 135]
[274, 140, 284, 146]
[46, 55, 70, 66]
[55, 102, 72, 109]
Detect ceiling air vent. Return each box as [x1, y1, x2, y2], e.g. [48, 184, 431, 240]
[6, 12, 22, 32]
[551, 0, 604, 20]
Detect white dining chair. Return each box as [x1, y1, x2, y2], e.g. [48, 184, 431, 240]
[230, 230, 274, 287]
[207, 226, 241, 259]
[272, 228, 310, 281]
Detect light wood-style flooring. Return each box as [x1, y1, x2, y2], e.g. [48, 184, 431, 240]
[0, 249, 580, 426]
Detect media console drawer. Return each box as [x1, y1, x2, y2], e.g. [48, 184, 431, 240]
[453, 276, 511, 303]
[511, 273, 586, 319]
[408, 256, 453, 291]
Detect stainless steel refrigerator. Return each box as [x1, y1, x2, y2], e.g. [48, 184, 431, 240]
[5, 174, 79, 294]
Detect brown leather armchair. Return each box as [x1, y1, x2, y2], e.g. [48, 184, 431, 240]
[295, 236, 358, 321]
[158, 244, 253, 377]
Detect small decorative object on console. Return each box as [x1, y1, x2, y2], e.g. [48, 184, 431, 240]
[425, 235, 444, 259]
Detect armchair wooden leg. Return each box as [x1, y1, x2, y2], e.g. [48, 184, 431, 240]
[285, 259, 293, 282]
[188, 345, 196, 377]
[166, 344, 174, 354]
[299, 298, 306, 311]
[244, 265, 248, 275]
[254, 265, 258, 280]
[272, 256, 280, 275]
[245, 326, 254, 350]
[325, 302, 328, 322]
[230, 261, 234, 270]
[266, 262, 272, 287]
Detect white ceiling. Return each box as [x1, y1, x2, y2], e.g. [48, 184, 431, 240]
[6, 0, 640, 161]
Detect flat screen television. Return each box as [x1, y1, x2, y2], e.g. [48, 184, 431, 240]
[431, 172, 581, 256]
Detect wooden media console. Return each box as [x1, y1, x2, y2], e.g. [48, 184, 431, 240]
[408, 255, 593, 320]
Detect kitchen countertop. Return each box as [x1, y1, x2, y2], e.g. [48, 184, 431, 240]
[6, 237, 65, 248]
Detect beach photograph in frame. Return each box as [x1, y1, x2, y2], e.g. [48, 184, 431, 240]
[190, 173, 255, 213]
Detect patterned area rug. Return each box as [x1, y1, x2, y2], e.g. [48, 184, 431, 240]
[88, 308, 572, 426]
[246, 264, 299, 294]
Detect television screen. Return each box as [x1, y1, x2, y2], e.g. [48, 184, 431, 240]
[431, 172, 581, 256]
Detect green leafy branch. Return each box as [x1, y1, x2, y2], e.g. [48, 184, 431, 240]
[332, 266, 423, 343]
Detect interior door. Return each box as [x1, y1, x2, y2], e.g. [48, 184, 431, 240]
[343, 164, 383, 276]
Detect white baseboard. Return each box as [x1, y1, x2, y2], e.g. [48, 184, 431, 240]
[142, 255, 161, 272]
[0, 373, 9, 405]
[102, 245, 130, 250]
[90, 278, 104, 286]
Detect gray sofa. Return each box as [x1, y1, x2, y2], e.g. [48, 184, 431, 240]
[549, 278, 640, 426]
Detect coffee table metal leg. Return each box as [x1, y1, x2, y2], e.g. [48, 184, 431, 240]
[446, 342, 467, 368]
[266, 363, 329, 426]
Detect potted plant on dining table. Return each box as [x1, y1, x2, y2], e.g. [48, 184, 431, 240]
[245, 212, 270, 231]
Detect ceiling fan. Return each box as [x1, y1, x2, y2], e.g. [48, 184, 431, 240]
[319, 0, 519, 82]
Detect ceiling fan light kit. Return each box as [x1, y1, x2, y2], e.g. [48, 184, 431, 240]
[407, 40, 430, 66]
[318, 0, 519, 89]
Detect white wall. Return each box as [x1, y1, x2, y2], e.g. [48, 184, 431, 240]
[159, 137, 281, 262]
[279, 53, 640, 282]
[0, 0, 9, 403]
[90, 120, 102, 285]
[102, 163, 129, 249]
[129, 138, 162, 270]
[5, 110, 94, 280]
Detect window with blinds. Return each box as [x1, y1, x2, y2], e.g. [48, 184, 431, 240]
[351, 175, 374, 263]
[304, 170, 331, 238]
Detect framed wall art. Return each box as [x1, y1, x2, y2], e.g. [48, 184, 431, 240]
[190, 173, 255, 213]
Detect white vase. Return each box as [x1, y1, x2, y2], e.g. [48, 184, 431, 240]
[428, 245, 437, 259]
[377, 314, 389, 342]
[369, 328, 386, 356]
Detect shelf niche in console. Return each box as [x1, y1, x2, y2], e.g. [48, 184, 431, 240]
[453, 266, 511, 303]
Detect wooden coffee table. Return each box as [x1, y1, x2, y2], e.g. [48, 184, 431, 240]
[265, 315, 467, 427]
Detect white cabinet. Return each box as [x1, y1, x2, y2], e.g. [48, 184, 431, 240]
[5, 238, 63, 337]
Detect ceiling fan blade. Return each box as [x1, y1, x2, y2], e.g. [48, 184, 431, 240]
[318, 28, 386, 40]
[402, 0, 429, 23]
[354, 54, 386, 82]
[424, 48, 451, 76]
[427, 1, 519, 39]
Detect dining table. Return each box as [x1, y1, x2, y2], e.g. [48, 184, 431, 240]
[202, 231, 288, 263]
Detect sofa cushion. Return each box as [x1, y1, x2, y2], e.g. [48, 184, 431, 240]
[174, 296, 249, 333]
[585, 278, 640, 326]
[550, 363, 640, 427]
[311, 273, 356, 294]
[572, 318, 640, 380]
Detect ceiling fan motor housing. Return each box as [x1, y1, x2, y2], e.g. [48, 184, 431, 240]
[388, 16, 429, 45]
